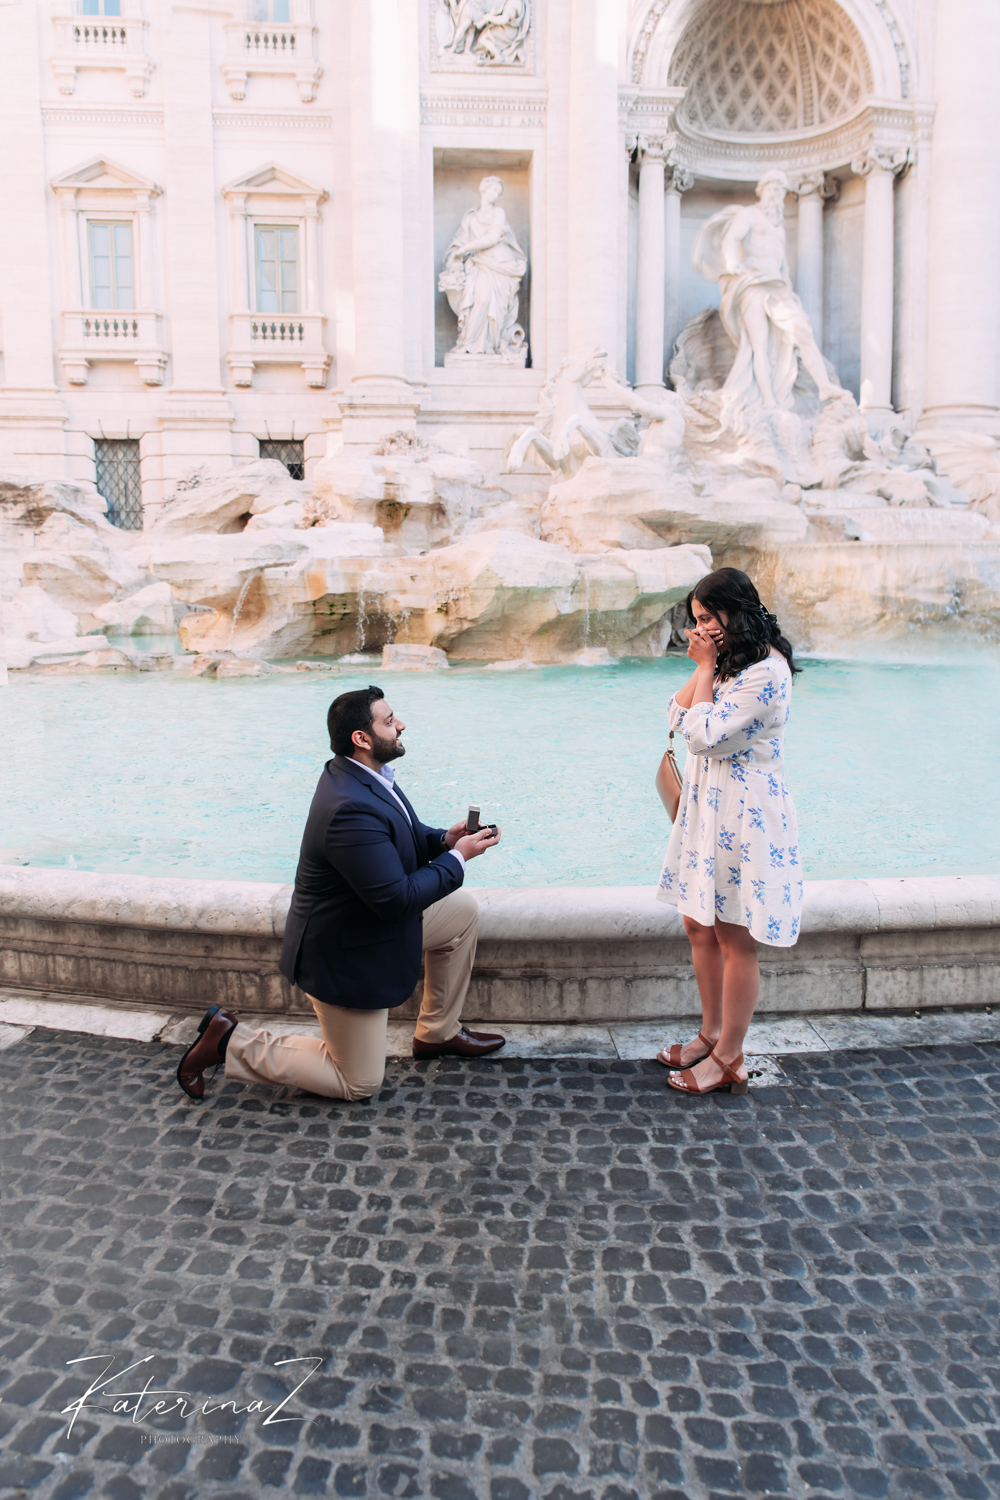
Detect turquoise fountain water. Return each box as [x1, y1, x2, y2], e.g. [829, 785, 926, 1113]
[3, 657, 998, 887]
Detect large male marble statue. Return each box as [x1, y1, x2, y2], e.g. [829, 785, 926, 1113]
[694, 170, 841, 419]
[439, 175, 528, 361]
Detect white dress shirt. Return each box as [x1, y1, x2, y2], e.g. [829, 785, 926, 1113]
[349, 758, 465, 871]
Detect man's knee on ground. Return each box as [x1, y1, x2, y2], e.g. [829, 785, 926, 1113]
[342, 1059, 386, 1102]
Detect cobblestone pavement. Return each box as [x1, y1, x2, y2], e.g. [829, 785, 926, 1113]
[2, 1029, 999, 1500]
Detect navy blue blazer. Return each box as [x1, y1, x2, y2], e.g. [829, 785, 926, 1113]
[279, 755, 464, 1009]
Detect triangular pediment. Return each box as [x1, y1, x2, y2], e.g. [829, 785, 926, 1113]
[222, 163, 327, 202]
[51, 156, 160, 194]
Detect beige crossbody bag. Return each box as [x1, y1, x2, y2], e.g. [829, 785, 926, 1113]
[655, 731, 683, 821]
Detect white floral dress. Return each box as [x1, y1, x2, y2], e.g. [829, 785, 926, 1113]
[657, 651, 803, 946]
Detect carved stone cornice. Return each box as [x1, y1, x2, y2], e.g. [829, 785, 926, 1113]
[669, 100, 926, 184]
[419, 90, 546, 129]
[41, 107, 164, 128]
[212, 110, 333, 131]
[620, 87, 685, 143]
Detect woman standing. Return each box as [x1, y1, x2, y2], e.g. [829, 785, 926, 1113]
[656, 568, 803, 1095]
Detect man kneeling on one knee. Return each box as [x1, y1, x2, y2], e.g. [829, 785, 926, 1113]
[177, 685, 504, 1102]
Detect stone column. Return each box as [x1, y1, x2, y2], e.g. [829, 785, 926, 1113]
[923, 0, 1000, 428]
[567, 0, 621, 361]
[633, 136, 668, 395]
[340, 0, 417, 440]
[795, 172, 825, 346]
[664, 166, 693, 375]
[852, 148, 905, 419]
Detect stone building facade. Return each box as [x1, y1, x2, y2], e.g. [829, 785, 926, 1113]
[0, 0, 995, 523]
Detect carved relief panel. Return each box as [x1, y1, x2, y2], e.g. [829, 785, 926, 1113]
[431, 0, 534, 74]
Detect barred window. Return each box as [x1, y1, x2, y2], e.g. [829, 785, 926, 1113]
[259, 438, 304, 481]
[95, 438, 143, 530]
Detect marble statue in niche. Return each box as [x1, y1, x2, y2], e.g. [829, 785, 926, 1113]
[694, 169, 843, 423]
[438, 176, 528, 364]
[438, 0, 531, 66]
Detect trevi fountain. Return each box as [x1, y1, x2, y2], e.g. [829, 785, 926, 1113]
[4, 155, 999, 673]
[2, 0, 1000, 884]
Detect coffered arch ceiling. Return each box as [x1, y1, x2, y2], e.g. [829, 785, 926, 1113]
[632, 0, 912, 107]
[668, 0, 872, 135]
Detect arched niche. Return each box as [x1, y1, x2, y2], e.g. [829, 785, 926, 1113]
[632, 0, 912, 107]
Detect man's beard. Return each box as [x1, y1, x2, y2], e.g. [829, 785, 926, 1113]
[371, 729, 405, 764]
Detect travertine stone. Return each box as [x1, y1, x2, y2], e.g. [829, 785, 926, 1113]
[1, 868, 997, 1024]
[382, 643, 450, 670]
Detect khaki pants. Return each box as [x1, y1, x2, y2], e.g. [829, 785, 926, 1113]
[224, 887, 479, 1101]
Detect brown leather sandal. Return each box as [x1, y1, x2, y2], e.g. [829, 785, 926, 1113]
[667, 1049, 749, 1096]
[656, 1029, 715, 1069]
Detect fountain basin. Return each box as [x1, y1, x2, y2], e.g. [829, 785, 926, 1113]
[1, 866, 997, 1023]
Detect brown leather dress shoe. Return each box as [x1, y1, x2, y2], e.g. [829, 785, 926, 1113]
[412, 1026, 506, 1059]
[176, 1005, 238, 1099]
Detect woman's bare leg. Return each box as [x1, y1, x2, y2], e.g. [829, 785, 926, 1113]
[669, 915, 724, 1066]
[671, 918, 759, 1088]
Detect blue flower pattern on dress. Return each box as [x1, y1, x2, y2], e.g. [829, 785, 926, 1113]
[657, 654, 803, 949]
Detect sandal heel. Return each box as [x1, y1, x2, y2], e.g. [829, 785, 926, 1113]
[667, 1048, 749, 1097]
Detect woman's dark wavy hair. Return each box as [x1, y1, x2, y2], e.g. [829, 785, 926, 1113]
[683, 568, 800, 682]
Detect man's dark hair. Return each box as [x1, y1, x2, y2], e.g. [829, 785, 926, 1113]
[328, 685, 385, 756]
